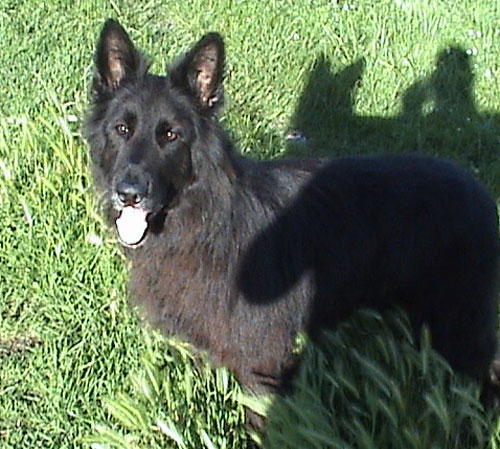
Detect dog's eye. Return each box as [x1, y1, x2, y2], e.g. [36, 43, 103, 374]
[164, 129, 179, 142]
[116, 123, 130, 136]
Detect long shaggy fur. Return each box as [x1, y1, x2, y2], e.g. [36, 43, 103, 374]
[85, 20, 500, 414]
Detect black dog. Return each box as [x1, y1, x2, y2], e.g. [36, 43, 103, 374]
[85, 19, 500, 420]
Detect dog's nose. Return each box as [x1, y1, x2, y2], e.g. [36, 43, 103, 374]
[116, 180, 147, 205]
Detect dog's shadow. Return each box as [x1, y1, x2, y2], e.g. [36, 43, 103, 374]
[245, 47, 500, 447]
[284, 47, 499, 196]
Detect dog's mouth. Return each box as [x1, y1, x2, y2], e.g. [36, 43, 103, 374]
[115, 205, 150, 248]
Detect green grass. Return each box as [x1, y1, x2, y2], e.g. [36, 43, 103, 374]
[84, 311, 498, 449]
[262, 310, 498, 449]
[0, 0, 499, 448]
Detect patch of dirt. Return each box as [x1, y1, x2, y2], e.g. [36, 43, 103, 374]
[0, 335, 42, 358]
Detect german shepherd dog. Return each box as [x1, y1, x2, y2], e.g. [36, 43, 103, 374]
[85, 19, 500, 422]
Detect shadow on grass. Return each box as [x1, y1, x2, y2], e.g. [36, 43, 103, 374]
[258, 310, 496, 449]
[284, 46, 500, 197]
[250, 47, 500, 448]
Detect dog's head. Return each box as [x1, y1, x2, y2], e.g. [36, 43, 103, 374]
[86, 20, 225, 247]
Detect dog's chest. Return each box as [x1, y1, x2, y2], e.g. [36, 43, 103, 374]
[128, 247, 234, 349]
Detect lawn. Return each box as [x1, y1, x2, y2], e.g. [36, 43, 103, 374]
[0, 0, 499, 448]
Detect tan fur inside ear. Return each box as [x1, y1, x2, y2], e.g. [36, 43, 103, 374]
[106, 37, 129, 88]
[194, 47, 219, 105]
[197, 70, 214, 104]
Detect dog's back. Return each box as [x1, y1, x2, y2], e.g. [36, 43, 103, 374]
[238, 154, 499, 383]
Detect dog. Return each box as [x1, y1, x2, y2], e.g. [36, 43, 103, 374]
[85, 19, 500, 424]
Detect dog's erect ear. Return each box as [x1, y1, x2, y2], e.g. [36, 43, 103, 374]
[170, 33, 224, 113]
[93, 19, 145, 96]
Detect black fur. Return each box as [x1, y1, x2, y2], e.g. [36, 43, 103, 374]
[85, 20, 500, 412]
